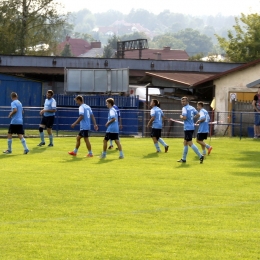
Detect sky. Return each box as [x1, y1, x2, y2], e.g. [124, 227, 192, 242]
[60, 0, 260, 16]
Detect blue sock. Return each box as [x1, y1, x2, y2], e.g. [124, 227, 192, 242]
[21, 138, 28, 150]
[119, 150, 124, 157]
[49, 135, 53, 144]
[202, 149, 206, 155]
[8, 139, 12, 152]
[182, 145, 188, 160]
[206, 144, 210, 149]
[158, 138, 167, 147]
[191, 144, 202, 158]
[110, 140, 113, 146]
[154, 142, 160, 151]
[102, 151, 107, 156]
[40, 132, 44, 142]
[88, 150, 92, 155]
[73, 148, 78, 153]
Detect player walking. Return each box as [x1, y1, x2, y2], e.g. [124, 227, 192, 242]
[68, 95, 98, 157]
[177, 97, 204, 163]
[38, 90, 56, 147]
[108, 104, 122, 149]
[100, 98, 124, 159]
[195, 102, 213, 156]
[3, 92, 29, 154]
[147, 99, 169, 153]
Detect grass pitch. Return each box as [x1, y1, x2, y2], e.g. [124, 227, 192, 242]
[0, 137, 260, 259]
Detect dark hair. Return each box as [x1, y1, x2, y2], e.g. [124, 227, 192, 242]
[197, 101, 204, 107]
[181, 96, 189, 102]
[11, 92, 18, 98]
[47, 90, 54, 96]
[152, 99, 160, 107]
[75, 95, 83, 102]
[106, 98, 114, 106]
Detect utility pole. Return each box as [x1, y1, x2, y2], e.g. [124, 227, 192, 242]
[21, 0, 27, 55]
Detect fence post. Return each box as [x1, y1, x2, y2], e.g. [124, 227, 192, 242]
[239, 112, 242, 140]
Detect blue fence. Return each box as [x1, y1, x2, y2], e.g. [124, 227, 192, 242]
[52, 94, 139, 108]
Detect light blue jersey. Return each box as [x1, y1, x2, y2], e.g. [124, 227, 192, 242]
[11, 100, 23, 124]
[107, 107, 119, 133]
[151, 106, 164, 129]
[79, 104, 93, 130]
[182, 105, 198, 131]
[198, 108, 210, 133]
[44, 98, 56, 116]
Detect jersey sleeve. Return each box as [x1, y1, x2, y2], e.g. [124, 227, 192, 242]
[150, 108, 155, 117]
[79, 106, 84, 115]
[109, 109, 116, 118]
[182, 107, 187, 116]
[193, 109, 198, 116]
[89, 107, 93, 115]
[11, 102, 17, 110]
[51, 99, 57, 109]
[199, 110, 206, 120]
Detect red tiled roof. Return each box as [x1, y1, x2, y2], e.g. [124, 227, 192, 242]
[145, 72, 216, 87]
[124, 48, 189, 60]
[57, 38, 91, 57]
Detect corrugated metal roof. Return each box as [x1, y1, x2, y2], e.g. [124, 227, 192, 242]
[0, 66, 64, 75]
[145, 72, 216, 87]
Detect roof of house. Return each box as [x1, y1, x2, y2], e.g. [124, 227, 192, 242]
[123, 48, 189, 60]
[192, 58, 260, 87]
[57, 37, 91, 57]
[145, 72, 216, 87]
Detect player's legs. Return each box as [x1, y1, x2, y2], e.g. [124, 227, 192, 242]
[18, 133, 29, 154]
[158, 138, 169, 152]
[38, 124, 46, 145]
[115, 137, 124, 158]
[4, 132, 13, 154]
[254, 113, 260, 137]
[68, 134, 82, 156]
[151, 129, 161, 152]
[108, 139, 113, 149]
[84, 137, 93, 156]
[46, 128, 53, 146]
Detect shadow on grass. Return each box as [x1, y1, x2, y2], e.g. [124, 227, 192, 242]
[29, 146, 49, 154]
[96, 158, 116, 164]
[175, 163, 191, 168]
[142, 152, 159, 159]
[0, 154, 19, 159]
[231, 172, 260, 177]
[60, 156, 85, 163]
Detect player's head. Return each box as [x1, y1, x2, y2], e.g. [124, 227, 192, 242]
[181, 97, 189, 106]
[106, 98, 114, 108]
[10, 92, 18, 100]
[150, 99, 160, 108]
[46, 90, 54, 99]
[197, 101, 204, 110]
[75, 95, 84, 105]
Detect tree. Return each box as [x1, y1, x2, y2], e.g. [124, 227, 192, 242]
[103, 45, 114, 58]
[150, 33, 185, 49]
[0, 0, 69, 55]
[60, 44, 72, 57]
[174, 28, 213, 56]
[216, 13, 260, 62]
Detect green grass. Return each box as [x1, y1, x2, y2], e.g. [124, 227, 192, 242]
[0, 137, 260, 260]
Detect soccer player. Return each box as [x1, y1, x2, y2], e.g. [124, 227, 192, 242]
[100, 98, 124, 159]
[68, 95, 98, 157]
[38, 90, 56, 147]
[252, 87, 260, 138]
[108, 103, 122, 149]
[147, 99, 169, 153]
[177, 97, 204, 163]
[3, 92, 29, 154]
[195, 101, 213, 156]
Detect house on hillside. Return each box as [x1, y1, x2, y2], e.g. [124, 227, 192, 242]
[56, 36, 102, 57]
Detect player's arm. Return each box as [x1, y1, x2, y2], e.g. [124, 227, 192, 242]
[118, 116, 123, 129]
[252, 99, 259, 112]
[8, 108, 17, 118]
[71, 115, 83, 128]
[180, 114, 187, 120]
[40, 100, 57, 115]
[91, 114, 98, 131]
[147, 116, 155, 127]
[105, 118, 116, 127]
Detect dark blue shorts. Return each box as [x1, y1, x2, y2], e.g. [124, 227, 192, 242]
[105, 133, 119, 141]
[8, 124, 24, 135]
[255, 112, 260, 126]
[40, 116, 55, 129]
[78, 130, 89, 138]
[184, 130, 194, 141]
